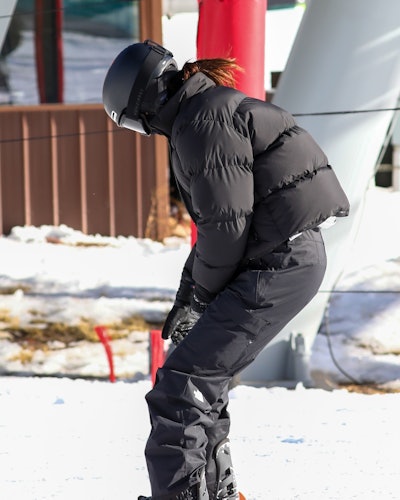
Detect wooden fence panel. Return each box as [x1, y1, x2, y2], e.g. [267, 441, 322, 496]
[0, 111, 25, 232]
[109, 121, 143, 237]
[22, 109, 54, 226]
[78, 107, 111, 235]
[0, 104, 169, 240]
[50, 107, 82, 230]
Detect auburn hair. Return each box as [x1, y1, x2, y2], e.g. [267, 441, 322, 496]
[181, 58, 242, 88]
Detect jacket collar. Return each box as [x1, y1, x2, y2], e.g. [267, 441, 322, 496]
[149, 73, 216, 138]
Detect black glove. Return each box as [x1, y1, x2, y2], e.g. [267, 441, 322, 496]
[162, 260, 194, 341]
[170, 294, 209, 346]
[161, 303, 189, 340]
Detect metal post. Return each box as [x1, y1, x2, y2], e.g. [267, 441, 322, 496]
[391, 117, 400, 192]
[393, 145, 400, 192]
[34, 0, 64, 103]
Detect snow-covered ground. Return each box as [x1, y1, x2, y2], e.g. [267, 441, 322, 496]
[1, 377, 400, 500]
[0, 226, 188, 379]
[0, 185, 400, 500]
[1, 185, 400, 387]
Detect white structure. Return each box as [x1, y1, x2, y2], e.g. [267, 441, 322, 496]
[241, 0, 400, 385]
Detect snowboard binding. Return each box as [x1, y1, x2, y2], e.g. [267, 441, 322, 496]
[214, 438, 242, 500]
[138, 467, 208, 499]
[138, 441, 247, 500]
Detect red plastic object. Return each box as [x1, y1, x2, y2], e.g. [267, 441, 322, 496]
[95, 325, 116, 383]
[197, 0, 267, 100]
[191, 220, 197, 246]
[150, 329, 166, 386]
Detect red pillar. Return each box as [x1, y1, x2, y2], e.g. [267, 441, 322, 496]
[197, 0, 267, 100]
[150, 329, 166, 386]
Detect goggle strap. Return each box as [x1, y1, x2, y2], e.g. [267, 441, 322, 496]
[125, 45, 166, 122]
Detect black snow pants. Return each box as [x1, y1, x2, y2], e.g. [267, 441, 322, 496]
[144, 229, 327, 499]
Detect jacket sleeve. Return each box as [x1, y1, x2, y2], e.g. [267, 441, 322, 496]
[174, 245, 195, 306]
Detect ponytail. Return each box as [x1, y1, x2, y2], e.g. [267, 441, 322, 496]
[182, 58, 242, 88]
[166, 58, 242, 99]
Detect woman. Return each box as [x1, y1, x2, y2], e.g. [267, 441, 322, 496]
[103, 40, 349, 500]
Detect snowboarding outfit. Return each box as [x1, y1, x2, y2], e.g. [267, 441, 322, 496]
[102, 41, 350, 500]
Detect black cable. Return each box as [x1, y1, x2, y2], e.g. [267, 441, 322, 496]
[319, 289, 400, 294]
[0, 127, 126, 145]
[319, 286, 400, 385]
[293, 107, 400, 117]
[1, 106, 400, 145]
[322, 302, 361, 385]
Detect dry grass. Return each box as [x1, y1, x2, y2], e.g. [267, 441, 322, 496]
[8, 348, 35, 365]
[45, 236, 111, 247]
[340, 383, 400, 394]
[0, 285, 31, 295]
[2, 314, 161, 350]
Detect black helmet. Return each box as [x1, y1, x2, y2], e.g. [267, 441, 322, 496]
[102, 40, 177, 135]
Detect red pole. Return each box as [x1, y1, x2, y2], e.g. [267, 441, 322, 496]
[191, 221, 197, 247]
[150, 330, 166, 386]
[54, 0, 64, 102]
[95, 325, 116, 383]
[197, 0, 267, 100]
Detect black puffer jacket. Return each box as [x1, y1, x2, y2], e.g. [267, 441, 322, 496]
[152, 73, 349, 296]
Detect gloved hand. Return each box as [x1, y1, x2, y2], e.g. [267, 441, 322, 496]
[162, 259, 195, 341]
[161, 303, 189, 340]
[170, 294, 209, 346]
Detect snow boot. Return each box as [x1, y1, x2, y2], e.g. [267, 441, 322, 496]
[214, 439, 241, 500]
[138, 468, 209, 500]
